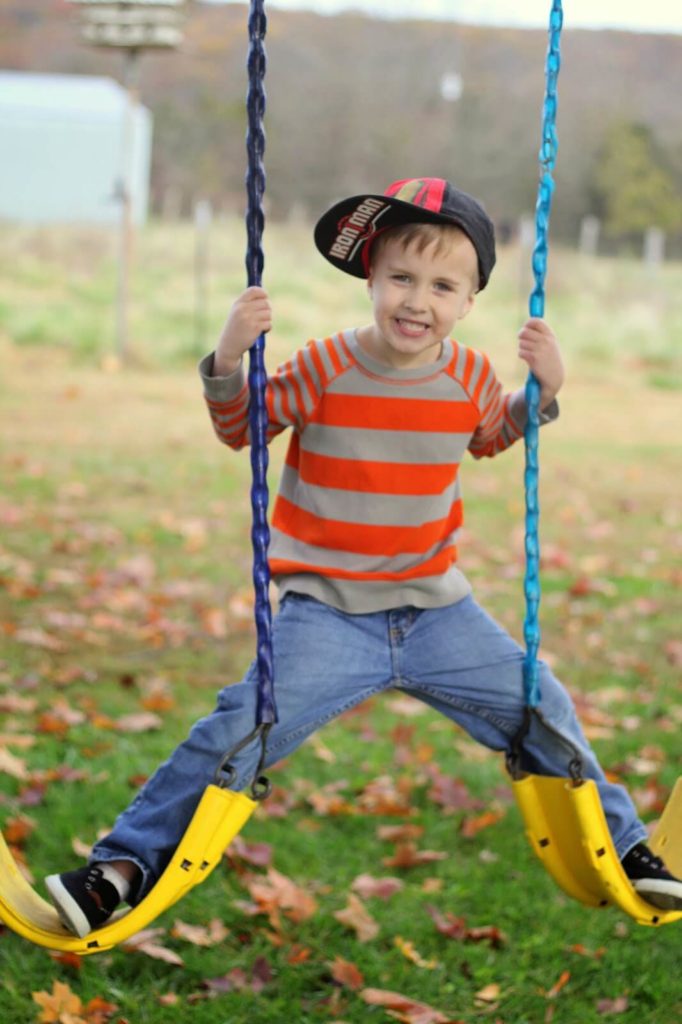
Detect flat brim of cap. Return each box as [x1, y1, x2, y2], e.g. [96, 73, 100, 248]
[314, 193, 467, 279]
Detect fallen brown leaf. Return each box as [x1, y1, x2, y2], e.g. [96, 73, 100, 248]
[545, 970, 571, 999]
[425, 767, 483, 813]
[474, 982, 501, 1006]
[115, 712, 162, 733]
[2, 814, 36, 846]
[596, 995, 629, 1015]
[0, 747, 29, 780]
[360, 986, 462, 1024]
[357, 774, 414, 816]
[32, 980, 82, 1023]
[382, 842, 447, 869]
[286, 943, 312, 964]
[394, 935, 439, 969]
[48, 949, 84, 971]
[122, 927, 184, 965]
[329, 955, 365, 990]
[459, 808, 505, 838]
[376, 824, 424, 842]
[426, 906, 507, 948]
[334, 894, 380, 942]
[351, 873, 404, 901]
[244, 868, 317, 927]
[171, 918, 229, 946]
[157, 993, 180, 1006]
[226, 834, 273, 868]
[32, 980, 118, 1024]
[567, 943, 606, 960]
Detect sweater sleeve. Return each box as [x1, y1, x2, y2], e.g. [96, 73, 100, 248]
[198, 342, 326, 450]
[467, 354, 559, 460]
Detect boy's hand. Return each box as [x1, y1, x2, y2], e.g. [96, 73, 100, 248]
[517, 317, 564, 409]
[214, 286, 272, 376]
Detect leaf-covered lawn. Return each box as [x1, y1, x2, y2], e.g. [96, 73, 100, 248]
[1, 229, 681, 1023]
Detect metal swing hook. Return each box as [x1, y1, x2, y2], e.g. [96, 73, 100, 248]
[506, 705, 585, 786]
[214, 722, 273, 801]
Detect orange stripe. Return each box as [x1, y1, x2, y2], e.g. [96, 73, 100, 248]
[471, 354, 492, 405]
[270, 545, 458, 581]
[504, 403, 522, 436]
[282, 358, 305, 415]
[272, 495, 462, 557]
[288, 447, 458, 496]
[478, 404, 504, 439]
[337, 333, 353, 363]
[296, 349, 318, 408]
[269, 377, 295, 425]
[215, 423, 246, 447]
[461, 347, 476, 391]
[308, 341, 328, 390]
[210, 404, 248, 431]
[309, 393, 478, 432]
[206, 387, 248, 413]
[276, 358, 306, 418]
[445, 343, 460, 377]
[324, 336, 344, 376]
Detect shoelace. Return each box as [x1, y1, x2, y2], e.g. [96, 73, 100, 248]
[633, 848, 664, 871]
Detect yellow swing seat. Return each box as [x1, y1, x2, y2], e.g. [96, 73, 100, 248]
[0, 784, 256, 954]
[512, 774, 682, 927]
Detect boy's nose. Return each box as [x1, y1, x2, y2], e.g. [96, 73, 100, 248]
[404, 288, 428, 313]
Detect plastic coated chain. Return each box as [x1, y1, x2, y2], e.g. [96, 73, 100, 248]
[523, 0, 563, 707]
[245, 0, 277, 726]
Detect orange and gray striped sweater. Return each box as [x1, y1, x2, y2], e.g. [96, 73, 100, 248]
[200, 330, 556, 613]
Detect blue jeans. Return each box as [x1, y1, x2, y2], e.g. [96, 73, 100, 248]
[92, 593, 646, 901]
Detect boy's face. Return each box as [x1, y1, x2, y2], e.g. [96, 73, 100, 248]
[362, 232, 477, 369]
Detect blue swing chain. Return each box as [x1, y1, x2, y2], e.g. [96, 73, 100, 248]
[522, 0, 563, 707]
[245, 0, 277, 727]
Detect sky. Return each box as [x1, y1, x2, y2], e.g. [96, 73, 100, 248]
[204, 0, 682, 34]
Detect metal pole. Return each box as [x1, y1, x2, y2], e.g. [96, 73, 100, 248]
[194, 199, 212, 353]
[116, 47, 139, 362]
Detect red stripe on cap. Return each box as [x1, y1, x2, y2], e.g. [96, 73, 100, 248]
[384, 178, 446, 213]
[361, 225, 390, 276]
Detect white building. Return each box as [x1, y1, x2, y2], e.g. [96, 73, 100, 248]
[0, 70, 152, 225]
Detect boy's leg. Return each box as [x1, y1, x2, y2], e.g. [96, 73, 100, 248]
[396, 596, 648, 857]
[60, 595, 395, 905]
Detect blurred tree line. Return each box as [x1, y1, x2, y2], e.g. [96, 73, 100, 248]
[1, 0, 681, 249]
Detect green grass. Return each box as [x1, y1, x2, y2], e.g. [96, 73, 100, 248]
[0, 224, 681, 1023]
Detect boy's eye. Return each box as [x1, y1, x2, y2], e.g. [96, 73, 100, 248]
[435, 281, 455, 293]
[391, 273, 410, 283]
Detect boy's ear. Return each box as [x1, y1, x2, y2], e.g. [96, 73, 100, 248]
[459, 293, 476, 320]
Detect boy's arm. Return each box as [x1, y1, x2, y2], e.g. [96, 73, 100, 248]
[199, 289, 325, 450]
[468, 319, 563, 459]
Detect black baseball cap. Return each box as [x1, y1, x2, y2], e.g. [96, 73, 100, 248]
[314, 177, 496, 290]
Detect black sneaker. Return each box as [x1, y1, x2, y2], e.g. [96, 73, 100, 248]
[45, 866, 122, 937]
[621, 843, 682, 911]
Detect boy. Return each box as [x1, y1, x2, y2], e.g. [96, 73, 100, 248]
[47, 178, 682, 937]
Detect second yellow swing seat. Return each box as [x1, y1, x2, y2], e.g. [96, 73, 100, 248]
[512, 774, 682, 927]
[0, 785, 256, 954]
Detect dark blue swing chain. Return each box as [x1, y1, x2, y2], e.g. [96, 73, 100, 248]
[245, 0, 276, 731]
[215, 0, 274, 796]
[522, 0, 563, 709]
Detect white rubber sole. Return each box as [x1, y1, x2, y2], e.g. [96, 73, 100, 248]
[633, 877, 682, 911]
[45, 874, 92, 938]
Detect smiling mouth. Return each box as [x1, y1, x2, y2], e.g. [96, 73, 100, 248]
[395, 318, 429, 337]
